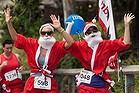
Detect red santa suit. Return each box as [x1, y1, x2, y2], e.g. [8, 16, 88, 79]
[69, 38, 130, 93]
[108, 52, 118, 69]
[14, 34, 67, 93]
[0, 52, 24, 93]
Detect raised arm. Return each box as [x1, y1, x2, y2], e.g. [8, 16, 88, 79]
[123, 13, 135, 45]
[4, 7, 17, 41]
[50, 14, 74, 49]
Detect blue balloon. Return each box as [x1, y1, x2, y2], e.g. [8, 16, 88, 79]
[65, 14, 85, 35]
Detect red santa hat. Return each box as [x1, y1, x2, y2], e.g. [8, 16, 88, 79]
[39, 23, 54, 34]
[83, 19, 98, 33]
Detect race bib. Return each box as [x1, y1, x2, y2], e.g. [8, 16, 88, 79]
[17, 71, 22, 79]
[79, 69, 94, 84]
[4, 70, 18, 81]
[34, 76, 51, 90]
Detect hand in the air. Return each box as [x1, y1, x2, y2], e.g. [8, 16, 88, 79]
[50, 14, 61, 30]
[124, 13, 135, 25]
[4, 7, 12, 23]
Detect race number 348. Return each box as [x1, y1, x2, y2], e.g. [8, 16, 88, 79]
[80, 74, 91, 80]
[79, 70, 94, 84]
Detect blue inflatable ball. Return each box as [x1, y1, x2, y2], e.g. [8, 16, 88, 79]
[65, 14, 85, 35]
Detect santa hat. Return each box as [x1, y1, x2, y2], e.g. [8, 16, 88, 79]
[83, 19, 98, 33]
[39, 23, 54, 34]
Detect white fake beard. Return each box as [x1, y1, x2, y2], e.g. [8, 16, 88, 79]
[38, 36, 56, 49]
[84, 32, 103, 48]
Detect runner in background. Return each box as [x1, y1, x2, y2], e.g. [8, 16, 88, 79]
[0, 39, 24, 93]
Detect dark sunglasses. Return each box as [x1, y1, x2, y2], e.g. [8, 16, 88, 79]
[85, 26, 98, 35]
[40, 31, 53, 36]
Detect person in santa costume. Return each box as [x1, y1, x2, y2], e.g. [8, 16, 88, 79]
[0, 39, 24, 93]
[68, 13, 135, 93]
[4, 7, 74, 93]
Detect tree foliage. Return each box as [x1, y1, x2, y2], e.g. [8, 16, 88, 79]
[0, 0, 44, 70]
[0, 0, 139, 92]
[0, 0, 44, 40]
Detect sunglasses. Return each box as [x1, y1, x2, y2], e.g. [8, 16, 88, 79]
[85, 26, 98, 35]
[40, 31, 53, 36]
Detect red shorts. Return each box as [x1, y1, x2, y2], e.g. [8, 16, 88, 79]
[78, 84, 109, 93]
[23, 76, 58, 93]
[2, 87, 22, 93]
[2, 79, 24, 93]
